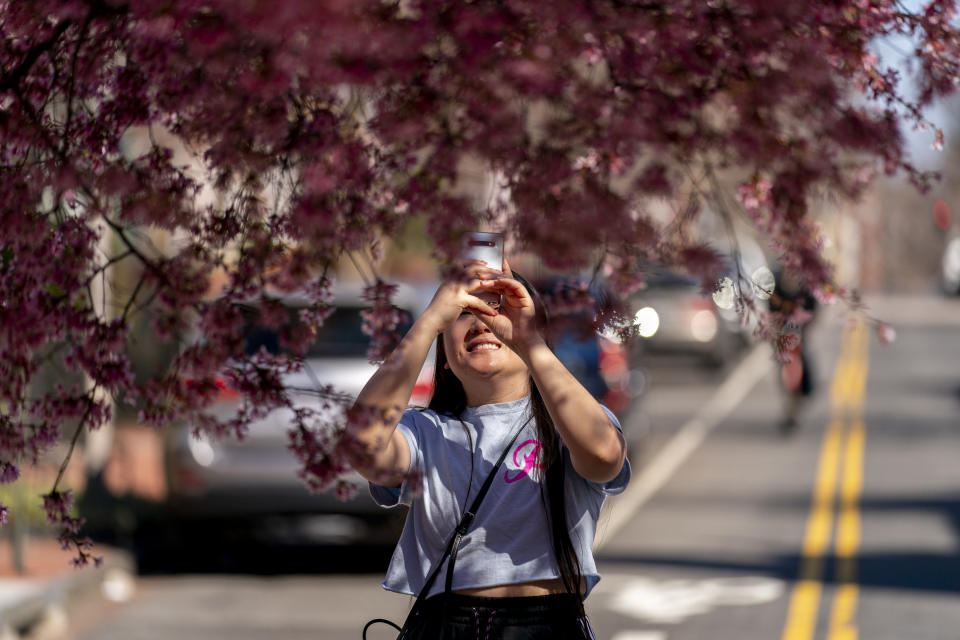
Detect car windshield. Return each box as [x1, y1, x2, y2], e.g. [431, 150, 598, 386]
[242, 305, 413, 359]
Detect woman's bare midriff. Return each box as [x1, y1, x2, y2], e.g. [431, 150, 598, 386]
[454, 578, 586, 597]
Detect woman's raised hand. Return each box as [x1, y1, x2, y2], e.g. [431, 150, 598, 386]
[472, 257, 544, 354]
[422, 260, 501, 335]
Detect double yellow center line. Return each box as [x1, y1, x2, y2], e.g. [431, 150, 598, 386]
[781, 321, 870, 640]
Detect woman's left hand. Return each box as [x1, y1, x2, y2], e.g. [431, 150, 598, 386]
[474, 257, 546, 357]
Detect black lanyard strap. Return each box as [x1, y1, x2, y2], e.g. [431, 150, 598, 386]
[442, 413, 532, 596]
[415, 412, 533, 603]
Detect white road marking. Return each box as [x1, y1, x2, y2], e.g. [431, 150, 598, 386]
[611, 632, 668, 640]
[601, 574, 785, 624]
[597, 343, 773, 547]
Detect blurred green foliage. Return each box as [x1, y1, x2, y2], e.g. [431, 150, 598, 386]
[0, 479, 56, 531]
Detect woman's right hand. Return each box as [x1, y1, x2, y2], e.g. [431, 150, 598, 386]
[422, 261, 501, 334]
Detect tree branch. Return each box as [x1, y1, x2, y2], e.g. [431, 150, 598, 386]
[60, 9, 94, 163]
[100, 215, 172, 288]
[0, 20, 73, 92]
[50, 388, 97, 494]
[120, 272, 149, 322]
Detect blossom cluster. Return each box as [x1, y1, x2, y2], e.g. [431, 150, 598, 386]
[1, 0, 958, 560]
[360, 281, 411, 364]
[43, 491, 102, 568]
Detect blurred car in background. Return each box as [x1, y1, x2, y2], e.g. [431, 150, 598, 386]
[164, 281, 434, 545]
[629, 267, 749, 368]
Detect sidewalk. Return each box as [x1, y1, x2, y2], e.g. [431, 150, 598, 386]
[0, 537, 134, 638]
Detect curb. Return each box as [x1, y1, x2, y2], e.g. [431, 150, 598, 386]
[0, 547, 135, 637]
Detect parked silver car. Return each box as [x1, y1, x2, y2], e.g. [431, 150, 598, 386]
[164, 281, 435, 544]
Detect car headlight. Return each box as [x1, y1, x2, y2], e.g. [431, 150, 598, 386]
[187, 432, 216, 467]
[634, 307, 659, 338]
[690, 310, 718, 342]
[944, 238, 960, 284]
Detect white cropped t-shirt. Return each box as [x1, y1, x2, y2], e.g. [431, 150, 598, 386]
[370, 395, 631, 599]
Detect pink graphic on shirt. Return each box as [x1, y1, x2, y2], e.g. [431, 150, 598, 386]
[504, 439, 544, 484]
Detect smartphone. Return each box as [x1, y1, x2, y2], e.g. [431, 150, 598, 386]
[461, 231, 504, 309]
[461, 232, 503, 272]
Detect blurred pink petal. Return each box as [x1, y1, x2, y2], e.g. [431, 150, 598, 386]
[876, 323, 896, 345]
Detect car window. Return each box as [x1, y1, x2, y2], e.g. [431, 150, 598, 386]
[644, 269, 698, 289]
[243, 305, 414, 359]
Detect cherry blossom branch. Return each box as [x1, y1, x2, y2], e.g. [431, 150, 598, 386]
[700, 164, 758, 304]
[100, 215, 172, 289]
[11, 85, 60, 155]
[119, 272, 150, 322]
[285, 385, 357, 404]
[50, 389, 96, 495]
[346, 250, 374, 286]
[0, 20, 72, 92]
[59, 10, 92, 163]
[3, 0, 958, 563]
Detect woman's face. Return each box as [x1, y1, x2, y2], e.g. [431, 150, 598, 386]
[442, 310, 529, 383]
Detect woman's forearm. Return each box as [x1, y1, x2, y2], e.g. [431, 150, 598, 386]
[347, 312, 440, 480]
[519, 338, 626, 483]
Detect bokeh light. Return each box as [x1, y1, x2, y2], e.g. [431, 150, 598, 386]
[634, 307, 660, 338]
[713, 277, 736, 310]
[751, 267, 775, 300]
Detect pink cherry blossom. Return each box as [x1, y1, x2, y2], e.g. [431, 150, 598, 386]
[1, 0, 957, 563]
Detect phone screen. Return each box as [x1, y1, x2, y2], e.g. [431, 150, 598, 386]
[462, 232, 503, 272]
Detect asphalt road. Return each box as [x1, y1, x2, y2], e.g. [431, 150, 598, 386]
[70, 295, 960, 640]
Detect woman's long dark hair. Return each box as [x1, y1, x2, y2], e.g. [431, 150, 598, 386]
[426, 273, 584, 610]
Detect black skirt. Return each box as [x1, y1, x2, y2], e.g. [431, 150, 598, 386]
[401, 592, 596, 640]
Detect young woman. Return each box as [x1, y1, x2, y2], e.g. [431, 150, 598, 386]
[347, 258, 631, 639]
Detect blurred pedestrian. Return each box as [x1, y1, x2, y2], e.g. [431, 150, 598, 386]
[769, 266, 818, 434]
[347, 257, 630, 639]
